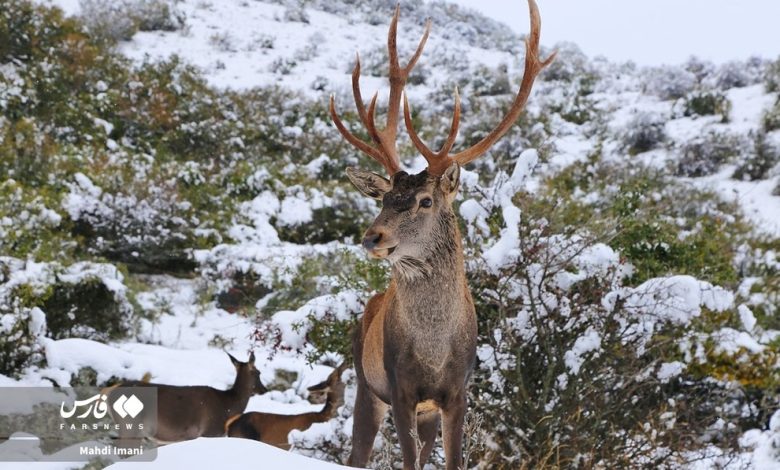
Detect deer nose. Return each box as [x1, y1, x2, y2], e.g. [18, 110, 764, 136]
[362, 230, 383, 250]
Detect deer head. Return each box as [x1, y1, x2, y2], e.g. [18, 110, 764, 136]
[227, 351, 267, 395]
[306, 362, 347, 407]
[330, 0, 555, 268]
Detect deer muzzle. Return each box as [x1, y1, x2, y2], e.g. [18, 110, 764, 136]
[362, 228, 398, 259]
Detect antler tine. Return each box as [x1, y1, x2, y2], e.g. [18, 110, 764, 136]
[379, 5, 432, 168]
[452, 0, 555, 167]
[403, 18, 431, 75]
[350, 53, 369, 128]
[438, 87, 461, 157]
[329, 3, 431, 177]
[352, 54, 385, 148]
[403, 88, 462, 176]
[329, 95, 390, 169]
[403, 92, 437, 162]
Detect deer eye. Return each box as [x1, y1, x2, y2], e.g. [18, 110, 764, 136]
[419, 197, 433, 208]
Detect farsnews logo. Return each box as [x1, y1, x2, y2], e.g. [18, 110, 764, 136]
[60, 393, 144, 419]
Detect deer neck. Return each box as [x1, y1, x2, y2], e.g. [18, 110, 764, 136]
[314, 390, 343, 423]
[226, 373, 253, 410]
[391, 208, 467, 317]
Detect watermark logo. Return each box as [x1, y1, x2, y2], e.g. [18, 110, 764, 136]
[59, 393, 144, 420]
[112, 394, 144, 419]
[1, 386, 158, 462]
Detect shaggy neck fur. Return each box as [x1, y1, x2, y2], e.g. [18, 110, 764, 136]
[391, 205, 467, 321]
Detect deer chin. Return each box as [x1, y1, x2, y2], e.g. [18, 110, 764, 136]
[367, 245, 397, 260]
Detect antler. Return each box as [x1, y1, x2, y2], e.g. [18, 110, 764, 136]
[404, 0, 556, 176]
[330, 5, 431, 176]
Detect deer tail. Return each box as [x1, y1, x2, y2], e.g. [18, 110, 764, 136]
[100, 372, 152, 397]
[100, 382, 122, 398]
[224, 413, 242, 436]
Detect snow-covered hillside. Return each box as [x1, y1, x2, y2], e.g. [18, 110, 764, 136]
[2, 0, 780, 468]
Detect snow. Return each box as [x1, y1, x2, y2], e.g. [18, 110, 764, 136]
[738, 304, 758, 332]
[481, 149, 538, 272]
[6, 0, 780, 468]
[657, 361, 685, 383]
[564, 328, 601, 375]
[107, 437, 353, 469]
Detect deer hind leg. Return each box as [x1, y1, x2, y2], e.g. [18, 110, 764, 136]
[347, 382, 387, 467]
[441, 393, 467, 470]
[417, 410, 440, 466]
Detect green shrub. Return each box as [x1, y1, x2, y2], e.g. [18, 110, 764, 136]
[683, 90, 731, 122]
[10, 263, 134, 341]
[0, 305, 46, 376]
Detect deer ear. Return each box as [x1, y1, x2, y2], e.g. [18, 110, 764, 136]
[227, 352, 240, 367]
[440, 163, 460, 201]
[248, 351, 255, 364]
[346, 167, 391, 200]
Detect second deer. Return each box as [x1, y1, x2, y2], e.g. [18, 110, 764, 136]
[225, 362, 347, 449]
[106, 352, 267, 444]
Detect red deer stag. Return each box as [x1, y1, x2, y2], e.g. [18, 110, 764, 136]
[224, 362, 347, 448]
[106, 352, 267, 444]
[329, 1, 553, 468]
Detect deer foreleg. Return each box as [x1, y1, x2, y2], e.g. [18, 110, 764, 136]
[391, 390, 419, 470]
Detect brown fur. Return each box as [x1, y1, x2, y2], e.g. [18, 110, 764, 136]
[108, 353, 266, 444]
[346, 167, 478, 470]
[225, 363, 347, 449]
[333, 2, 552, 468]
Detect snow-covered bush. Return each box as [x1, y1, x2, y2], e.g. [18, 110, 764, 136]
[282, 1, 310, 24]
[684, 56, 716, 83]
[764, 98, 780, 132]
[712, 59, 764, 90]
[0, 258, 135, 343]
[132, 0, 185, 32]
[541, 42, 594, 83]
[733, 132, 780, 181]
[79, 0, 138, 42]
[0, 258, 47, 375]
[63, 172, 199, 273]
[620, 111, 668, 154]
[209, 32, 236, 53]
[79, 0, 184, 43]
[675, 131, 747, 177]
[643, 65, 697, 100]
[451, 158, 771, 467]
[766, 58, 780, 93]
[469, 64, 511, 97]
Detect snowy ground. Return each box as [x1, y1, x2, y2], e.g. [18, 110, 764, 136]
[4, 0, 779, 468]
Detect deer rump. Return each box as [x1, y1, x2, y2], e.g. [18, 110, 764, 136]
[224, 411, 318, 449]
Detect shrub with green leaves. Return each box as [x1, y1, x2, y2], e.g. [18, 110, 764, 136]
[683, 90, 731, 121]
